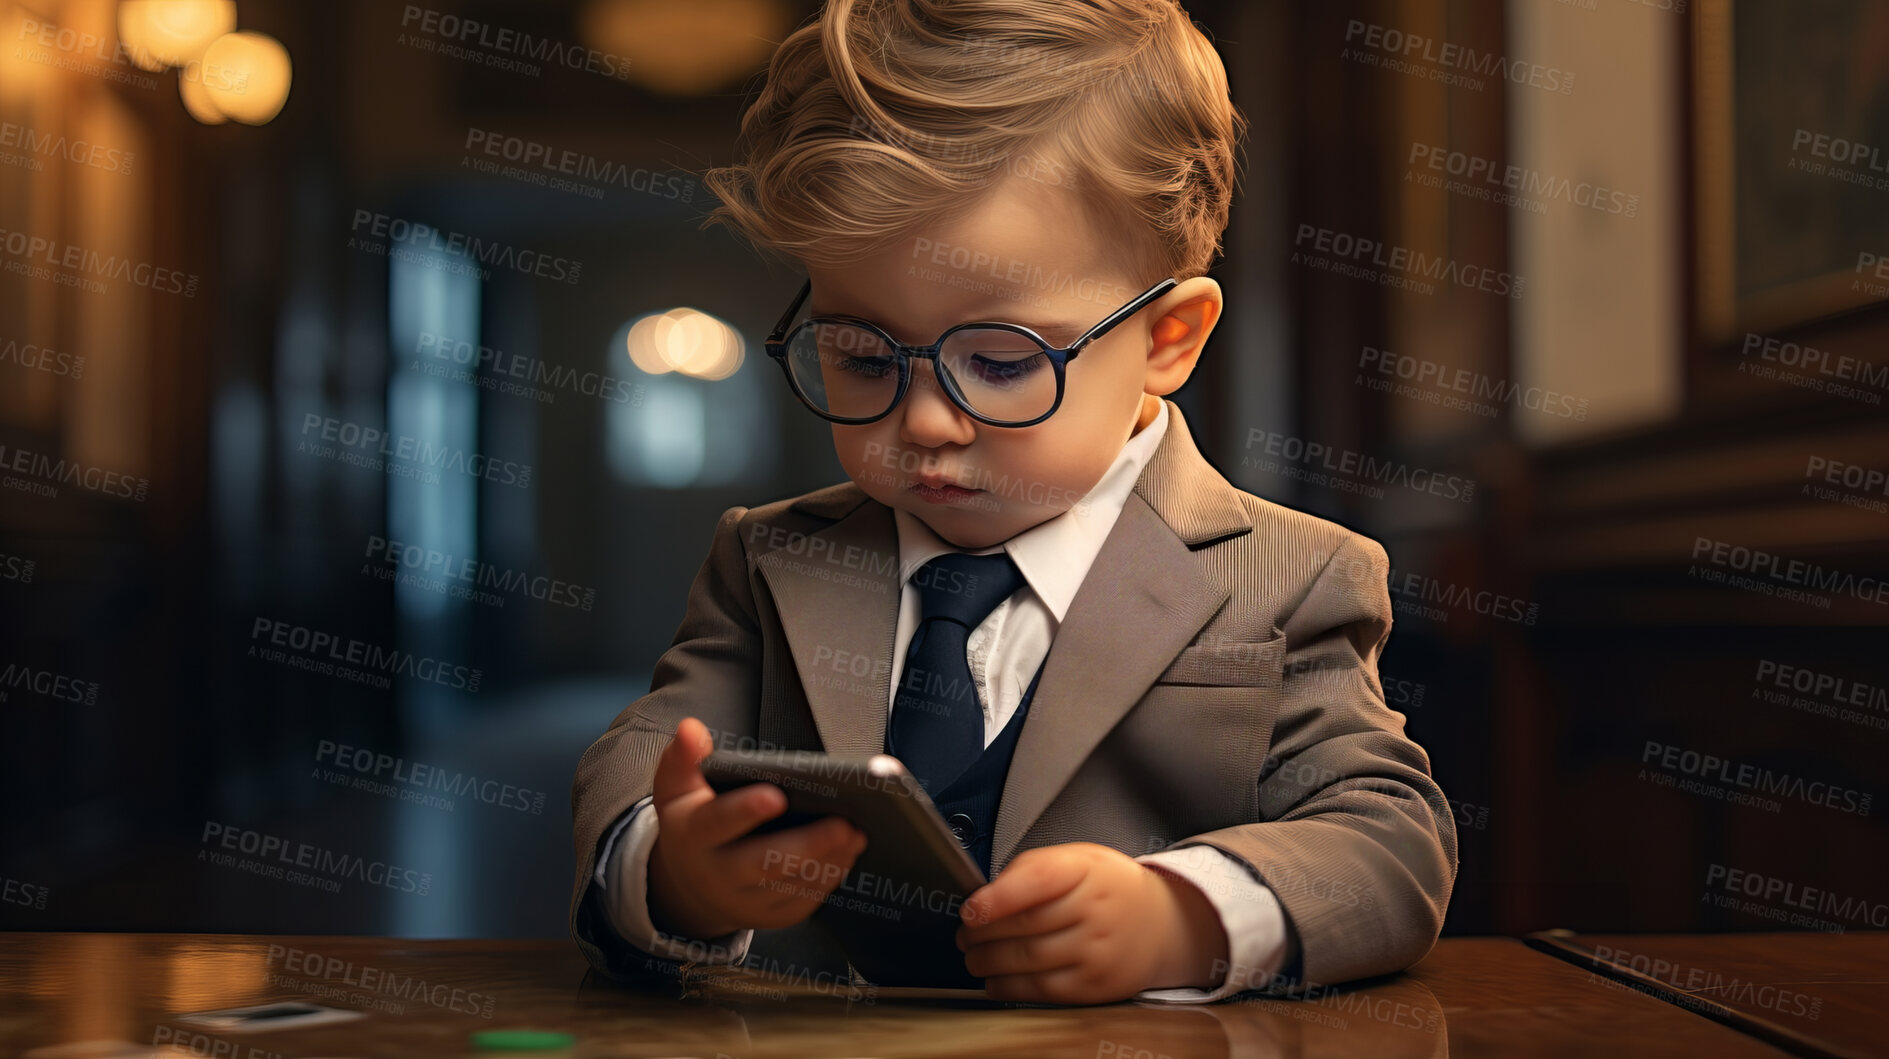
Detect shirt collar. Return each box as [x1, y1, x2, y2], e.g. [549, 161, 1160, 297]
[893, 396, 1171, 622]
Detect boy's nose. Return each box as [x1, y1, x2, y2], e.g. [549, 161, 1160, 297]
[897, 361, 977, 448]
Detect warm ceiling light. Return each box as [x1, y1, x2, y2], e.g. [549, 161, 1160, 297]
[118, 0, 236, 71]
[693, 322, 745, 381]
[580, 0, 789, 96]
[626, 309, 745, 379]
[200, 30, 291, 124]
[179, 59, 228, 124]
[626, 313, 673, 375]
[656, 310, 720, 375]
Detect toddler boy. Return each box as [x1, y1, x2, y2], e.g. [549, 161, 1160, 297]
[571, 0, 1456, 1005]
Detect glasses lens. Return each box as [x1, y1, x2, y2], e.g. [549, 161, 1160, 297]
[786, 322, 900, 419]
[940, 327, 1057, 423]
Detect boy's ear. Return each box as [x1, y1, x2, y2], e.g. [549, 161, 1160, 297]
[1143, 278, 1222, 396]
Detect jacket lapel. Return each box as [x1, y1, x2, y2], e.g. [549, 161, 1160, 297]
[754, 490, 901, 754]
[990, 400, 1253, 871]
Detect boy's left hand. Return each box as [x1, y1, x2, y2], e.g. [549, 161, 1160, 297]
[955, 842, 1229, 1004]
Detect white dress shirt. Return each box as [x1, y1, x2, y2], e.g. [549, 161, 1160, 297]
[592, 396, 1296, 1002]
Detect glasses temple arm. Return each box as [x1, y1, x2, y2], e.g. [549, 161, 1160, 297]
[768, 280, 813, 342]
[1068, 278, 1181, 350]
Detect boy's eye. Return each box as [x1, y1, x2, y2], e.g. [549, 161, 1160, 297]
[968, 354, 1045, 384]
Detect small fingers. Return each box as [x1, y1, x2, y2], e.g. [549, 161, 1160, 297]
[691, 782, 788, 847]
[962, 921, 1088, 980]
[961, 849, 1084, 927]
[730, 813, 864, 871]
[957, 887, 1084, 949]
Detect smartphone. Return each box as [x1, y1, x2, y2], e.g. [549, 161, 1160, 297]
[699, 748, 988, 988]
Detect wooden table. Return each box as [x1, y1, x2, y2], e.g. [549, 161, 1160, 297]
[1528, 930, 1889, 1059]
[0, 933, 1803, 1057]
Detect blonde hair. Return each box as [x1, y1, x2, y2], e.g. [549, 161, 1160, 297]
[700, 0, 1246, 287]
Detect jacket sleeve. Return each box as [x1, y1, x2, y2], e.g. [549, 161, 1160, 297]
[569, 505, 766, 987]
[1174, 530, 1458, 992]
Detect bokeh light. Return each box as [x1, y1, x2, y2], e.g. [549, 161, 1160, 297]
[117, 0, 236, 71]
[200, 30, 292, 125]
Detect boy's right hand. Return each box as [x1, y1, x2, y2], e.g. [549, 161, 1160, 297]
[646, 717, 869, 941]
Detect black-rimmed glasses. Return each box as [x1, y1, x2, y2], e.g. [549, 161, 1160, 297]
[763, 276, 1180, 427]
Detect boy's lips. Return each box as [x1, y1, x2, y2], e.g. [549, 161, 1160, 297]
[913, 472, 979, 490]
[910, 475, 985, 504]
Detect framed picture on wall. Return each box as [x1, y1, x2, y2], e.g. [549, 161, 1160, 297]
[1693, 0, 1889, 345]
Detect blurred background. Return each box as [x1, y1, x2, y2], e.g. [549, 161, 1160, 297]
[1, 0, 1884, 944]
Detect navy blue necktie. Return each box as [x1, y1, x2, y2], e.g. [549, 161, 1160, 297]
[885, 551, 1026, 797]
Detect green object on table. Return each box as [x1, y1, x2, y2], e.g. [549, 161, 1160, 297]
[470, 1029, 577, 1050]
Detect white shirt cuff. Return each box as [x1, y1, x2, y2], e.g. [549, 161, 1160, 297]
[594, 795, 753, 965]
[1132, 844, 1294, 1003]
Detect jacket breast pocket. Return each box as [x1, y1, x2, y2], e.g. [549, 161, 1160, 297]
[1152, 633, 1286, 688]
[1115, 635, 1289, 833]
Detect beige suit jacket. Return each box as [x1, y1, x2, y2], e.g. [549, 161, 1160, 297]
[570, 398, 1458, 993]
